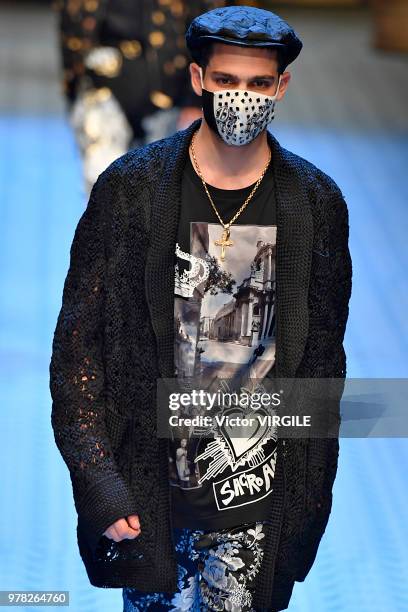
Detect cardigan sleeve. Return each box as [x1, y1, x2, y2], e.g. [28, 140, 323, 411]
[294, 186, 352, 582]
[49, 167, 139, 555]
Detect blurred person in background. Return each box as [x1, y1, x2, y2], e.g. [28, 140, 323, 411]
[54, 0, 237, 194]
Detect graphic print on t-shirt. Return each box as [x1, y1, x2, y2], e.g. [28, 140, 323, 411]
[175, 222, 277, 381]
[171, 222, 278, 515]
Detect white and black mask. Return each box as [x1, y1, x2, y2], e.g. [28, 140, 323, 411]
[199, 66, 281, 146]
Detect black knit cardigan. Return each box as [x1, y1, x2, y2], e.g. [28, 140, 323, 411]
[49, 118, 352, 611]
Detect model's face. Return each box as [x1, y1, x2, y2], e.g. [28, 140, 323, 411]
[191, 42, 290, 101]
[180, 439, 187, 448]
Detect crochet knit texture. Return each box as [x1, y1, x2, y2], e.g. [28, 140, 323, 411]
[49, 118, 352, 611]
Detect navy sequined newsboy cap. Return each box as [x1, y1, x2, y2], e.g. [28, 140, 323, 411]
[185, 5, 303, 71]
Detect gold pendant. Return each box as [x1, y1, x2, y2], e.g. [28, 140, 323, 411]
[214, 227, 234, 262]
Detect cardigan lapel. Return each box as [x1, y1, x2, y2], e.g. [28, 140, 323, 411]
[144, 118, 313, 382]
[144, 121, 193, 378]
[268, 130, 314, 380]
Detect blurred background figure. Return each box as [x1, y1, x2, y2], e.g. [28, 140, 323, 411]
[54, 0, 240, 193]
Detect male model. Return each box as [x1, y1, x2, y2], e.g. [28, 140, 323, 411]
[50, 6, 352, 611]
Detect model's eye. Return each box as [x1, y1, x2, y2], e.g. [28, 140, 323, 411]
[251, 80, 270, 88]
[215, 77, 233, 85]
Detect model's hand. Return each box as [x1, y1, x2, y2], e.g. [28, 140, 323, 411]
[103, 514, 141, 541]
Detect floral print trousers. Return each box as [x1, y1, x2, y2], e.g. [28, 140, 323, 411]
[122, 521, 267, 611]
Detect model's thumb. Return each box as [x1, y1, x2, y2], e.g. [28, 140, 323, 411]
[127, 514, 140, 530]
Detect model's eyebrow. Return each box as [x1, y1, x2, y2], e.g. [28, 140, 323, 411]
[211, 71, 276, 80]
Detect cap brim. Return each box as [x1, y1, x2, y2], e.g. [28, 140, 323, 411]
[196, 34, 287, 49]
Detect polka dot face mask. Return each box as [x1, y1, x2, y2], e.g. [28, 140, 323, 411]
[199, 67, 281, 146]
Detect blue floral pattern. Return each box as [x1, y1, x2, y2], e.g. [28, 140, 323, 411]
[123, 522, 266, 611]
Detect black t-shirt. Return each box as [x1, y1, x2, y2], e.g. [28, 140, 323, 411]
[170, 149, 279, 530]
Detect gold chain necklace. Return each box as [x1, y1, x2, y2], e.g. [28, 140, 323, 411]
[189, 130, 271, 262]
